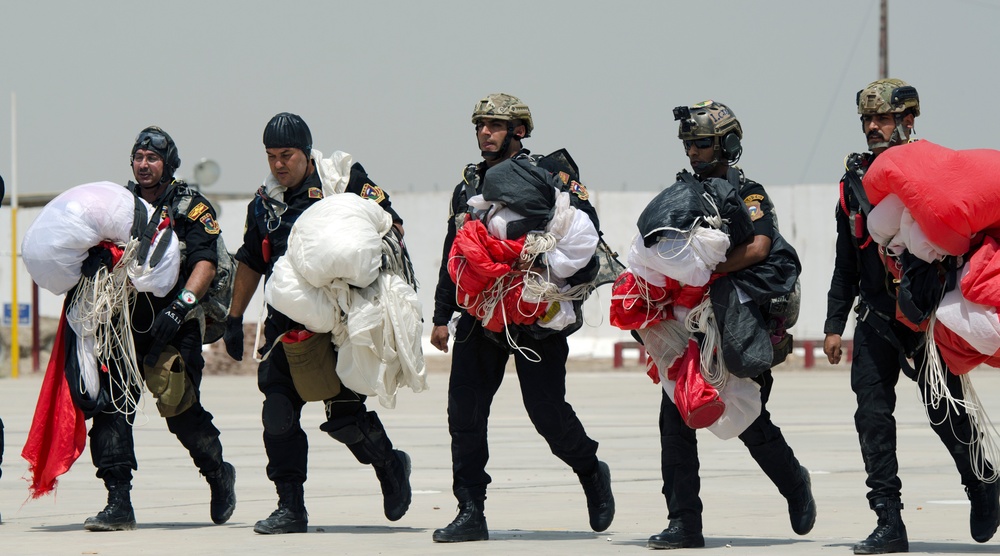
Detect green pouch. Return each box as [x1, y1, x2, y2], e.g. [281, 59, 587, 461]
[144, 347, 196, 417]
[282, 330, 341, 402]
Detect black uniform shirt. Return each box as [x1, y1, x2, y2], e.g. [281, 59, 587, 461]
[824, 154, 897, 335]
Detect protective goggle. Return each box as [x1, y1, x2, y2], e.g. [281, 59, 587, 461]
[134, 130, 170, 152]
[683, 137, 715, 150]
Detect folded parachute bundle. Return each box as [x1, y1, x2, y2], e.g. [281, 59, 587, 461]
[609, 173, 788, 438]
[448, 157, 600, 336]
[21, 181, 181, 498]
[862, 141, 1000, 374]
[265, 193, 426, 409]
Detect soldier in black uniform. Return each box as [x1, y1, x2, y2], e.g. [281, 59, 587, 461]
[81, 127, 236, 531]
[428, 93, 615, 543]
[224, 112, 411, 535]
[824, 78, 1000, 554]
[647, 101, 816, 550]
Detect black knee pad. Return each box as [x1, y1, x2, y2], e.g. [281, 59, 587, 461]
[262, 393, 295, 438]
[320, 408, 368, 444]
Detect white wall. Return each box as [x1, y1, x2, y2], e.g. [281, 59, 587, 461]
[2, 183, 849, 356]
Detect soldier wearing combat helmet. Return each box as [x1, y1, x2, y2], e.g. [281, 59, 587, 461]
[825, 79, 1000, 554]
[430, 93, 615, 542]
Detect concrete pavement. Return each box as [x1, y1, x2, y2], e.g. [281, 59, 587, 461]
[2, 362, 1000, 555]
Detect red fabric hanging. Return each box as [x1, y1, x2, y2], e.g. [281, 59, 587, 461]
[667, 340, 725, 429]
[22, 314, 87, 498]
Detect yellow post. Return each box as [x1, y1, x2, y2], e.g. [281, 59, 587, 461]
[10, 92, 18, 378]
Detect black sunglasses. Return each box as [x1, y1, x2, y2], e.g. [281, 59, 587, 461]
[683, 137, 714, 150]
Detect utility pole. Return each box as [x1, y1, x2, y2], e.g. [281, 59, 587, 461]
[879, 0, 888, 78]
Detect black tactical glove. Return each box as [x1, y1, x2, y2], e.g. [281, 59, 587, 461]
[223, 315, 244, 361]
[81, 245, 114, 278]
[144, 290, 197, 367]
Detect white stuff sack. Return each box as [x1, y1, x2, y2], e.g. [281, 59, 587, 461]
[286, 193, 391, 289]
[21, 181, 179, 296]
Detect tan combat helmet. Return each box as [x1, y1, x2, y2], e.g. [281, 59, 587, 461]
[673, 100, 743, 163]
[857, 78, 920, 117]
[471, 93, 533, 137]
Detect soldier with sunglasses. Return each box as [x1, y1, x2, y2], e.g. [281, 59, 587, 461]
[79, 127, 236, 531]
[824, 78, 1000, 554]
[646, 101, 816, 550]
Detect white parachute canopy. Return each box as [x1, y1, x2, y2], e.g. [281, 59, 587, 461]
[21, 181, 180, 296]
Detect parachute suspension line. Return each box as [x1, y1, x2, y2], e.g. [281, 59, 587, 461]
[68, 238, 146, 419]
[684, 296, 728, 389]
[522, 232, 558, 259]
[920, 313, 1000, 484]
[960, 373, 1000, 484]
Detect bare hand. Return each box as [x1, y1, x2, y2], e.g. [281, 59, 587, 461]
[824, 333, 843, 365]
[430, 325, 450, 353]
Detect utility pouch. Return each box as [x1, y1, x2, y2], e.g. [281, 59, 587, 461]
[281, 330, 341, 402]
[144, 346, 196, 418]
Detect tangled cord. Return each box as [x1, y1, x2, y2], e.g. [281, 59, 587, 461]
[684, 296, 728, 388]
[921, 313, 1000, 483]
[67, 239, 147, 419]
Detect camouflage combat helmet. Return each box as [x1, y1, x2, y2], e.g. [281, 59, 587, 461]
[471, 93, 533, 137]
[857, 78, 920, 117]
[675, 100, 743, 142]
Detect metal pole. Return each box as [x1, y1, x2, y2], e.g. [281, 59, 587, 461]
[879, 0, 888, 78]
[10, 92, 19, 378]
[32, 281, 39, 372]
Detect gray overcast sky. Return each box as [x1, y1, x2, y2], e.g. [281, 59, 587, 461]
[1, 0, 997, 198]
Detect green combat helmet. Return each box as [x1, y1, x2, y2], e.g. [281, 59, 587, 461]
[673, 100, 743, 171]
[856, 78, 919, 150]
[472, 93, 533, 137]
[856, 78, 920, 117]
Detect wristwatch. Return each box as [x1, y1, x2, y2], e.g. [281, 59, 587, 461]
[178, 288, 199, 307]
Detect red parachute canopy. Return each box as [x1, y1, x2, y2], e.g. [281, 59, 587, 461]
[862, 140, 1000, 257]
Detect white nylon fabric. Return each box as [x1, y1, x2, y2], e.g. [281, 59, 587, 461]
[627, 228, 729, 288]
[336, 273, 427, 408]
[867, 192, 947, 262]
[264, 192, 425, 408]
[936, 264, 1000, 359]
[21, 181, 180, 296]
[286, 193, 392, 289]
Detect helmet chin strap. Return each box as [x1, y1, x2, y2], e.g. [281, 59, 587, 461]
[869, 115, 910, 151]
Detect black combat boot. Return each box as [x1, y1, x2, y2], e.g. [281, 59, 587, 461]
[322, 410, 412, 521]
[374, 450, 412, 521]
[787, 465, 817, 535]
[967, 480, 1000, 542]
[205, 462, 237, 525]
[578, 460, 615, 532]
[647, 519, 705, 549]
[253, 482, 308, 534]
[853, 498, 907, 554]
[84, 480, 137, 531]
[433, 497, 488, 542]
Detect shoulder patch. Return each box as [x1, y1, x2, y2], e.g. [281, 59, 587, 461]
[200, 213, 221, 234]
[360, 183, 386, 203]
[557, 171, 570, 185]
[187, 202, 209, 221]
[569, 181, 589, 201]
[308, 187, 324, 199]
[743, 194, 764, 204]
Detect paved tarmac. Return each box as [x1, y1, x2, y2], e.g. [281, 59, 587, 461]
[2, 361, 1000, 555]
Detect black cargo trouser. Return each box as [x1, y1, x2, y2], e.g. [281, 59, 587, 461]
[851, 319, 982, 505]
[446, 313, 600, 501]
